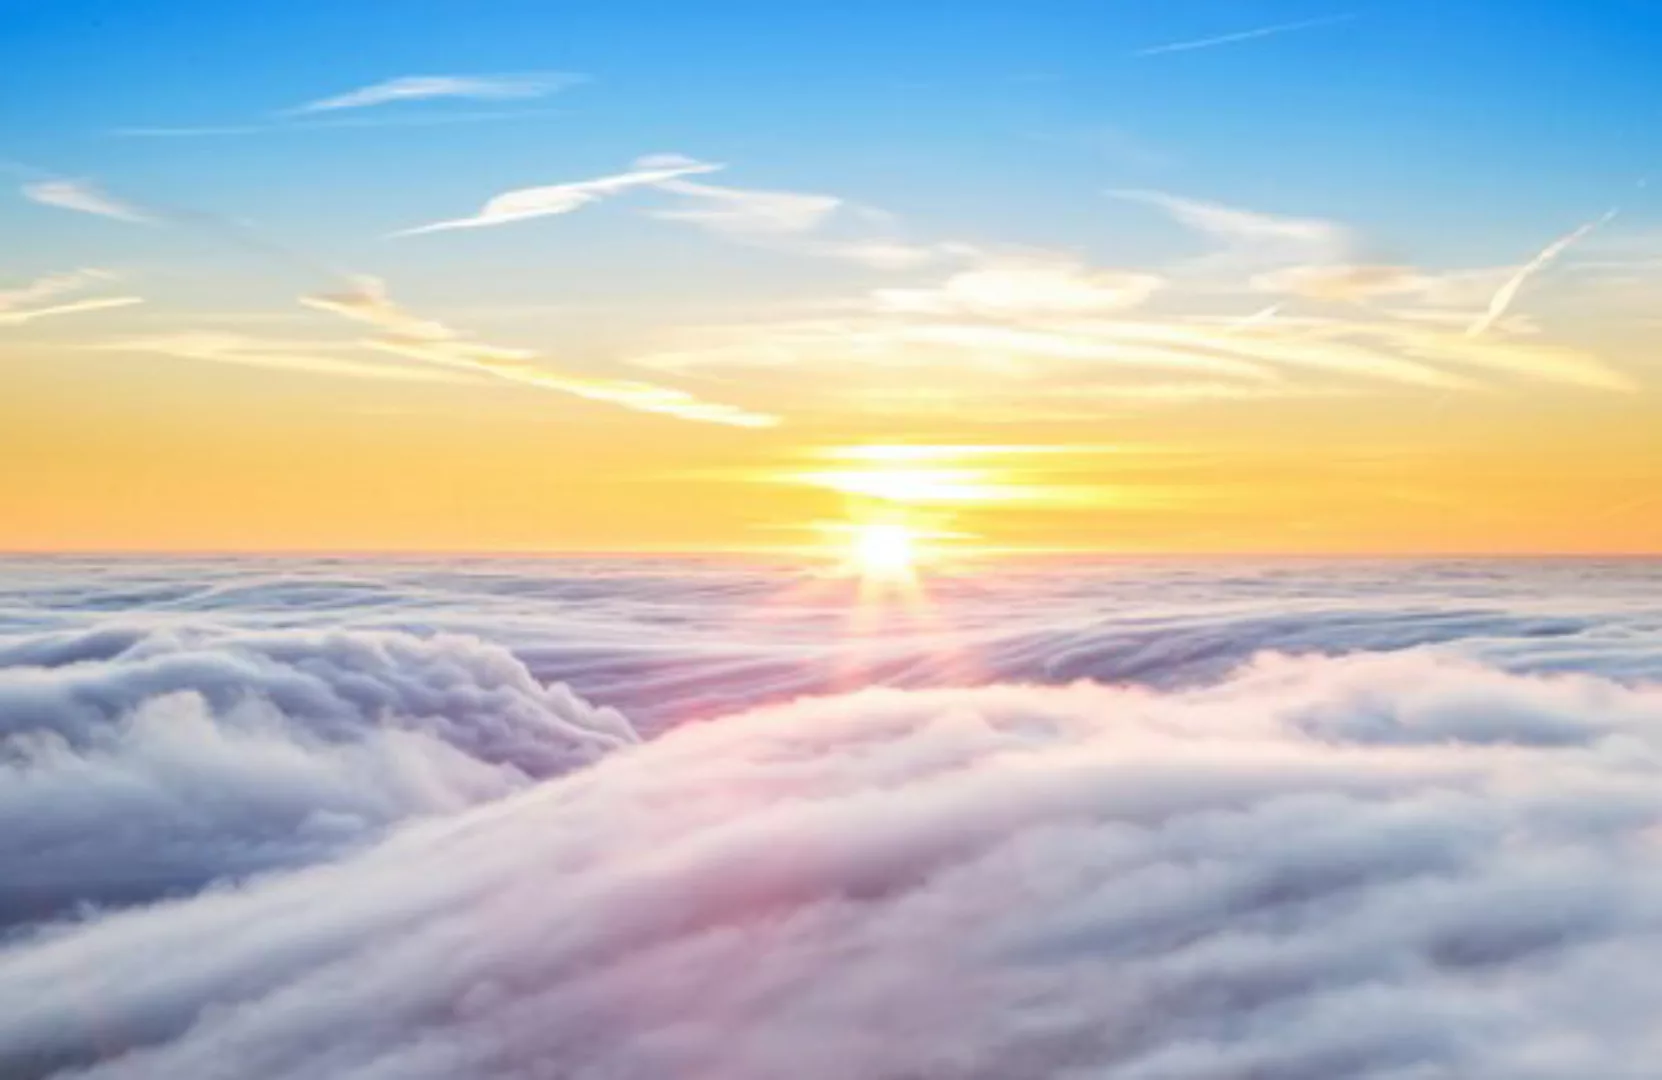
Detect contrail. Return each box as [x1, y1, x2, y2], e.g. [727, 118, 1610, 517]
[1135, 13, 1356, 57]
[1467, 209, 1617, 337]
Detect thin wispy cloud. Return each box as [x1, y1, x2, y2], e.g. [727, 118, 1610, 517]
[0, 269, 115, 310]
[392, 155, 724, 237]
[649, 177, 959, 270]
[804, 239, 959, 270]
[0, 296, 143, 327]
[1134, 13, 1357, 57]
[112, 109, 567, 139]
[0, 269, 143, 326]
[303, 277, 777, 427]
[1468, 209, 1618, 337]
[634, 238, 1634, 408]
[1111, 189, 1345, 249]
[98, 332, 471, 382]
[651, 179, 842, 236]
[21, 179, 155, 224]
[287, 72, 585, 114]
[872, 256, 1166, 318]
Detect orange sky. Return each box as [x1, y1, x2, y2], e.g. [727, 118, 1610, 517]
[4, 322, 1658, 553]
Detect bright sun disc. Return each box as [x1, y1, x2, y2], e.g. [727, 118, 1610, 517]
[853, 523, 918, 580]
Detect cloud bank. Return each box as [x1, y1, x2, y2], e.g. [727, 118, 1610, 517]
[0, 626, 634, 925]
[5, 649, 1662, 1078]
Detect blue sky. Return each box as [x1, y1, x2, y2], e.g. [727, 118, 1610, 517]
[6, 0, 1659, 272]
[4, 0, 1662, 553]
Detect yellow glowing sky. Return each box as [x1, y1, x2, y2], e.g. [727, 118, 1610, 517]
[4, 334, 1658, 553]
[5, 8, 1662, 555]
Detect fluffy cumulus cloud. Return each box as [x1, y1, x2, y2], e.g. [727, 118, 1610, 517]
[5, 651, 1662, 1077]
[0, 626, 635, 923]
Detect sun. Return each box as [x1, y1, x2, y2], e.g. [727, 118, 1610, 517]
[851, 522, 919, 582]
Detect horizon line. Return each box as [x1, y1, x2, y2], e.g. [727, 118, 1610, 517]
[0, 547, 1658, 561]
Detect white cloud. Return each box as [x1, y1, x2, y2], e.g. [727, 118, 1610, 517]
[1468, 210, 1617, 337]
[0, 269, 142, 326]
[7, 652, 1662, 1077]
[393, 155, 723, 236]
[1112, 188, 1346, 251]
[1135, 13, 1358, 56]
[288, 73, 585, 114]
[635, 288, 1634, 402]
[645, 176, 960, 271]
[113, 109, 568, 139]
[100, 332, 473, 382]
[1251, 263, 1438, 303]
[804, 239, 955, 270]
[304, 277, 778, 427]
[873, 256, 1165, 317]
[21, 179, 154, 224]
[651, 178, 843, 236]
[0, 626, 633, 922]
[0, 296, 143, 326]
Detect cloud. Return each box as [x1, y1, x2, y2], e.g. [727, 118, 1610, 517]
[1251, 264, 1438, 304]
[0, 296, 143, 326]
[636, 269, 1633, 401]
[0, 269, 143, 326]
[803, 239, 957, 270]
[872, 256, 1166, 317]
[1112, 189, 1346, 252]
[1468, 210, 1618, 337]
[288, 73, 585, 114]
[6, 652, 1662, 1077]
[1371, 318, 1634, 391]
[303, 277, 778, 427]
[112, 109, 568, 139]
[392, 155, 723, 236]
[21, 179, 154, 224]
[0, 626, 634, 925]
[0, 268, 114, 310]
[634, 301, 1468, 393]
[1202, 312, 1630, 391]
[890, 323, 1270, 379]
[646, 176, 959, 271]
[98, 332, 473, 382]
[1135, 12, 1358, 56]
[651, 178, 843, 236]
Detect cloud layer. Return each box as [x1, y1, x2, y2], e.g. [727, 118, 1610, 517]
[5, 644, 1662, 1078]
[0, 625, 634, 924]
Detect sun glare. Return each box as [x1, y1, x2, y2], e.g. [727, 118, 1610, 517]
[852, 523, 919, 581]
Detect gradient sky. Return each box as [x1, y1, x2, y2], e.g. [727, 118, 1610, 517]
[3, 0, 1660, 553]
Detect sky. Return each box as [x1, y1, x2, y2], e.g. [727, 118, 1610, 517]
[2, 0, 1660, 554]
